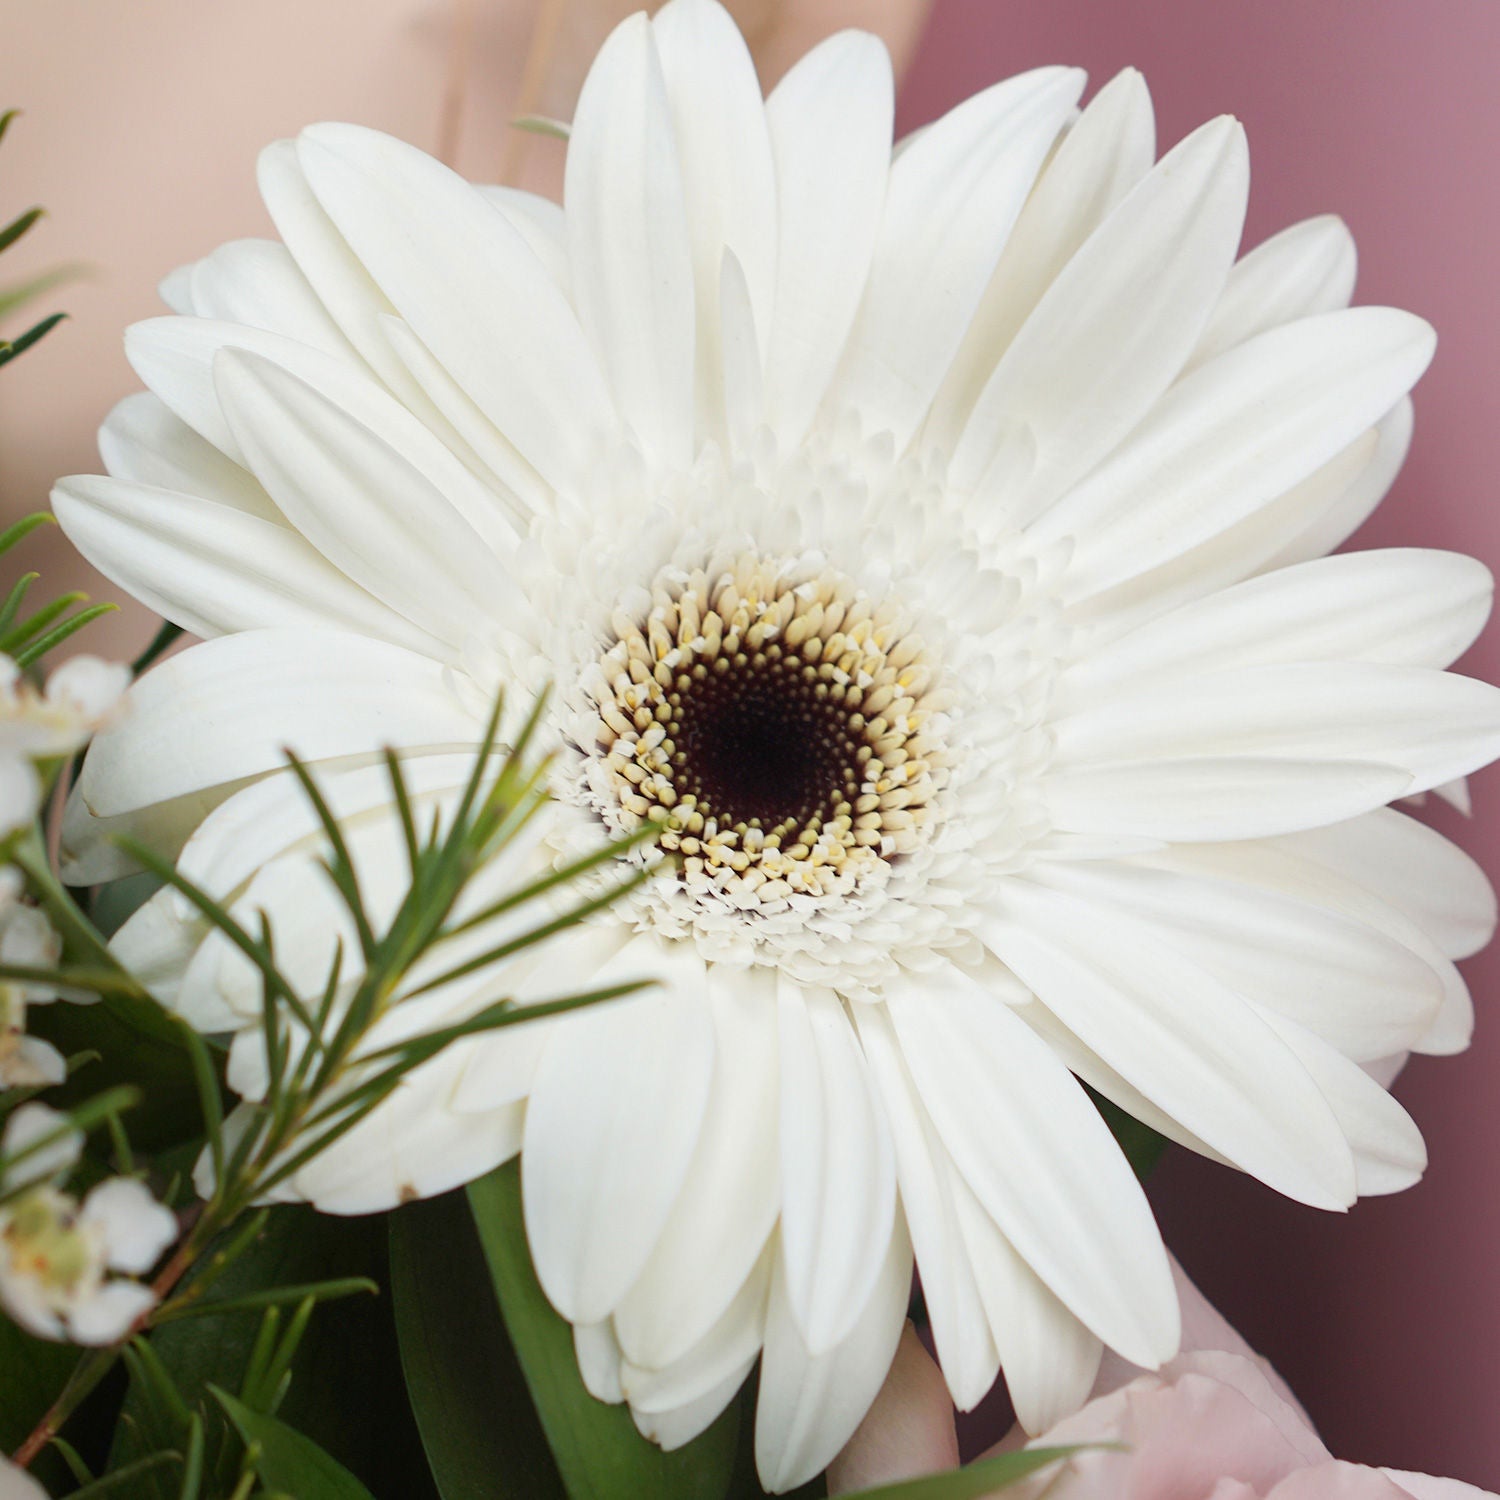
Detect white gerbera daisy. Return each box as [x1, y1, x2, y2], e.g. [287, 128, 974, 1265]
[53, 1, 1500, 1486]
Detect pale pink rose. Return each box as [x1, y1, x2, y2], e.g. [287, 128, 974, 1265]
[829, 1260, 1498, 1500]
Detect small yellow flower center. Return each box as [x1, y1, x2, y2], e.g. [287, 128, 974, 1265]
[2, 1190, 91, 1293]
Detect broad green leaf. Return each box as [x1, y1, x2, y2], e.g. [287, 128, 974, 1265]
[213, 1387, 375, 1500]
[468, 1160, 741, 1500]
[836, 1447, 1095, 1499]
[391, 1190, 566, 1500]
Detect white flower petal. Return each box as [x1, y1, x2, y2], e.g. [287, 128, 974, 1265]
[1139, 837, 1477, 1059]
[948, 1171, 1103, 1434]
[830, 66, 1084, 451]
[885, 966, 1177, 1366]
[565, 13, 695, 470]
[574, 1319, 625, 1403]
[99, 392, 279, 520]
[631, 1353, 756, 1451]
[775, 979, 897, 1356]
[523, 948, 715, 1324]
[1057, 549, 1493, 713]
[74, 629, 478, 819]
[927, 66, 1156, 455]
[1256, 1013, 1427, 1197]
[762, 31, 893, 446]
[612, 965, 779, 1368]
[621, 1243, 770, 1415]
[1034, 307, 1436, 601]
[475, 186, 569, 290]
[295, 123, 617, 493]
[257, 138, 409, 388]
[653, 0, 777, 393]
[755, 1217, 912, 1495]
[68, 1280, 158, 1345]
[1274, 808, 1497, 961]
[188, 238, 354, 356]
[955, 114, 1248, 509]
[81, 1178, 177, 1274]
[5, 1037, 67, 1089]
[54, 476, 445, 654]
[1044, 757, 1412, 844]
[1267, 396, 1413, 569]
[213, 349, 515, 645]
[1052, 660, 1500, 800]
[853, 1002, 1000, 1411]
[1, 1103, 83, 1188]
[981, 874, 1357, 1209]
[1027, 857, 1442, 1063]
[0, 755, 40, 838]
[1067, 420, 1382, 648]
[1188, 214, 1358, 372]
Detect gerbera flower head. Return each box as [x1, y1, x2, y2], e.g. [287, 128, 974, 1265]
[53, 1, 1500, 1487]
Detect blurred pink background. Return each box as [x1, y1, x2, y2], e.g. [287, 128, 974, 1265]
[899, 0, 1500, 1486]
[3, 0, 1499, 1486]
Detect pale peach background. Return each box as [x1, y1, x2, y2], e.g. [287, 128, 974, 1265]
[897, 1, 1500, 1487]
[3, 0, 1498, 1486]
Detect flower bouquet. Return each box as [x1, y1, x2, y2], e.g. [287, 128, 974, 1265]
[2, 5, 1498, 1497]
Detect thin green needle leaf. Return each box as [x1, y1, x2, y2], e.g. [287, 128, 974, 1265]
[48, 1434, 94, 1486]
[64, 1452, 183, 1498]
[444, 821, 657, 938]
[0, 207, 43, 255]
[156, 1278, 378, 1326]
[0, 512, 54, 556]
[383, 748, 421, 878]
[0, 587, 84, 651]
[406, 868, 653, 997]
[0, 207, 43, 254]
[0, 572, 39, 635]
[0, 961, 150, 999]
[511, 113, 570, 139]
[12, 600, 117, 666]
[132, 619, 184, 676]
[177, 1413, 206, 1500]
[284, 751, 376, 960]
[180, 1021, 227, 1192]
[127, 1335, 194, 1429]
[0, 311, 67, 368]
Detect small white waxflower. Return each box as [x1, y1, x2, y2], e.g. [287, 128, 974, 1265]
[0, 654, 130, 838]
[52, 0, 1500, 1486]
[0, 877, 67, 1089]
[0, 1104, 177, 1344]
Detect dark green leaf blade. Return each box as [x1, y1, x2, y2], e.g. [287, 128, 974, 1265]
[213, 1387, 376, 1500]
[391, 1189, 566, 1500]
[467, 1160, 740, 1500]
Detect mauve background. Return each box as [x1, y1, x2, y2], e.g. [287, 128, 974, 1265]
[899, 1, 1500, 1487]
[3, 0, 1499, 1488]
